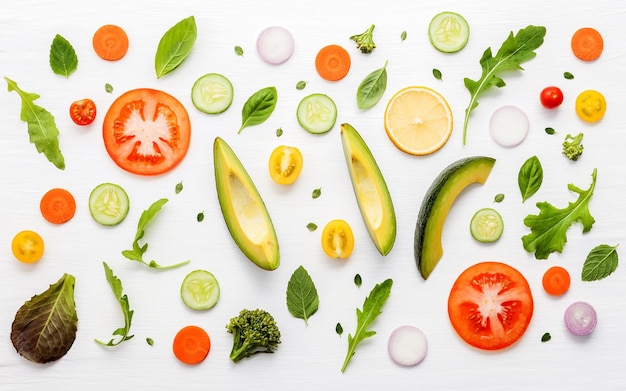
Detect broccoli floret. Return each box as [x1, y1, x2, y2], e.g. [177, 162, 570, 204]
[226, 308, 281, 362]
[562, 133, 584, 161]
[350, 24, 376, 53]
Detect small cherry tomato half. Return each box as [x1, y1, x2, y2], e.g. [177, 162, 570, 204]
[11, 230, 45, 263]
[321, 219, 354, 259]
[575, 89, 606, 122]
[539, 86, 564, 109]
[268, 145, 303, 185]
[69, 98, 97, 125]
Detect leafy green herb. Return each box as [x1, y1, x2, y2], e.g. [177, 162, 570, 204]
[462, 25, 546, 144]
[175, 181, 183, 194]
[522, 168, 597, 259]
[494, 193, 505, 203]
[121, 198, 190, 269]
[336, 322, 343, 336]
[105, 83, 114, 93]
[564, 71, 575, 80]
[49, 34, 78, 78]
[286, 266, 320, 326]
[306, 222, 317, 231]
[400, 31, 407, 41]
[155, 16, 197, 78]
[541, 332, 551, 342]
[545, 127, 556, 135]
[356, 60, 388, 109]
[146, 337, 154, 346]
[11, 273, 77, 363]
[4, 77, 65, 170]
[582, 244, 619, 281]
[312, 188, 322, 199]
[296, 80, 307, 90]
[276, 127, 284, 137]
[95, 262, 134, 346]
[354, 274, 362, 287]
[432, 68, 443, 80]
[234, 45, 244, 56]
[518, 156, 543, 202]
[197, 211, 205, 222]
[238, 86, 278, 133]
[341, 278, 393, 373]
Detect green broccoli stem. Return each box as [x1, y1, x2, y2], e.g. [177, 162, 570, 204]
[230, 340, 253, 363]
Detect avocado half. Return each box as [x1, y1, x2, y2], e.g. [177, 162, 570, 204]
[340, 123, 396, 256]
[213, 137, 279, 270]
[415, 156, 495, 279]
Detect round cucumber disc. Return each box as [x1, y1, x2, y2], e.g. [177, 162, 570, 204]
[428, 11, 470, 53]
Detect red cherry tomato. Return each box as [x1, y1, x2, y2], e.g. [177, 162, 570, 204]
[70, 98, 97, 125]
[539, 86, 564, 109]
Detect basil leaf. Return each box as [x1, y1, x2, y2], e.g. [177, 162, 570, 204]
[312, 188, 321, 199]
[541, 332, 551, 342]
[197, 211, 205, 222]
[518, 156, 543, 202]
[155, 16, 197, 78]
[286, 265, 319, 325]
[354, 273, 362, 287]
[105, 83, 114, 93]
[238, 86, 278, 133]
[146, 337, 154, 346]
[336, 322, 343, 336]
[494, 193, 505, 203]
[276, 127, 284, 137]
[175, 181, 183, 194]
[49, 34, 78, 78]
[545, 127, 556, 135]
[582, 244, 619, 281]
[356, 60, 388, 109]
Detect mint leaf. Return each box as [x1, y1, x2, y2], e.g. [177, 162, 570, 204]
[286, 266, 319, 326]
[155, 16, 197, 78]
[49, 34, 78, 77]
[95, 262, 134, 346]
[582, 244, 619, 281]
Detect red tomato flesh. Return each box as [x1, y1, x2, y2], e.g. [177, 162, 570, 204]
[70, 98, 97, 125]
[448, 261, 534, 350]
[102, 88, 191, 176]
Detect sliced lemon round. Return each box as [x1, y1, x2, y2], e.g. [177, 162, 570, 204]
[384, 86, 453, 155]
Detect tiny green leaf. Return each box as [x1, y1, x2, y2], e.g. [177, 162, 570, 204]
[197, 212, 205, 222]
[582, 244, 619, 281]
[312, 188, 322, 199]
[238, 86, 278, 133]
[105, 83, 114, 93]
[354, 274, 362, 287]
[400, 31, 407, 41]
[518, 156, 543, 202]
[356, 60, 388, 109]
[541, 332, 551, 342]
[545, 127, 556, 135]
[155, 16, 197, 78]
[276, 127, 284, 137]
[234, 45, 244, 56]
[296, 80, 307, 90]
[175, 181, 183, 194]
[336, 322, 343, 336]
[286, 265, 320, 326]
[432, 68, 443, 80]
[494, 193, 505, 203]
[49, 34, 78, 78]
[146, 337, 154, 346]
[306, 222, 317, 231]
[564, 71, 575, 80]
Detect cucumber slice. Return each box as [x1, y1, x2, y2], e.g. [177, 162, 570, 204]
[191, 73, 234, 114]
[470, 208, 503, 243]
[296, 93, 337, 134]
[88, 183, 130, 226]
[180, 269, 220, 311]
[428, 11, 470, 53]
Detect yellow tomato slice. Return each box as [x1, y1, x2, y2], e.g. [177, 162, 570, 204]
[12, 230, 44, 263]
[268, 146, 303, 185]
[321, 219, 355, 259]
[575, 90, 606, 122]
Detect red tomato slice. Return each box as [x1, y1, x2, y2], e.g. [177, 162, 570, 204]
[102, 88, 191, 176]
[448, 261, 534, 350]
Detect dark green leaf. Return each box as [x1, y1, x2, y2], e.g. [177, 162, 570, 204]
[286, 266, 320, 325]
[494, 193, 505, 203]
[336, 322, 343, 336]
[296, 80, 307, 90]
[400, 31, 407, 41]
[564, 71, 574, 80]
[197, 211, 205, 222]
[356, 61, 388, 109]
[49, 34, 78, 77]
[312, 188, 321, 199]
[234, 45, 244, 56]
[432, 68, 443, 80]
[155, 16, 197, 78]
[354, 274, 362, 287]
[238, 86, 278, 133]
[582, 244, 619, 281]
[306, 222, 317, 231]
[518, 156, 543, 202]
[545, 127, 556, 135]
[95, 262, 134, 346]
[541, 332, 551, 342]
[146, 337, 154, 346]
[276, 127, 284, 137]
[105, 83, 114, 93]
[175, 181, 183, 194]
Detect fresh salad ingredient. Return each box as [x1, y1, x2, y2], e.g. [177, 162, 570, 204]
[469, 207, 503, 243]
[95, 262, 134, 346]
[92, 24, 129, 61]
[88, 182, 130, 226]
[564, 302, 597, 336]
[432, 68, 443, 80]
[105, 83, 113, 93]
[268, 145, 303, 185]
[5, 77, 65, 169]
[562, 133, 584, 161]
[296, 93, 337, 134]
[341, 278, 393, 373]
[173, 325, 211, 365]
[180, 269, 220, 311]
[462, 25, 546, 145]
[286, 265, 319, 325]
[155, 16, 197, 78]
[582, 244, 619, 282]
[489, 105, 529, 147]
[214, 137, 280, 270]
[354, 273, 362, 287]
[387, 325, 428, 366]
[349, 24, 376, 53]
[11, 274, 77, 363]
[448, 262, 534, 350]
[545, 127, 556, 135]
[175, 181, 183, 194]
[238, 86, 278, 133]
[341, 123, 396, 256]
[321, 219, 355, 259]
[336, 323, 343, 336]
[312, 188, 322, 198]
[306, 222, 317, 231]
[518, 155, 543, 202]
[494, 193, 505, 203]
[523, 168, 597, 259]
[146, 338, 154, 346]
[384, 86, 453, 155]
[356, 61, 388, 109]
[121, 198, 190, 270]
[575, 89, 606, 122]
[542, 266, 571, 296]
[571, 27, 603, 61]
[400, 31, 407, 41]
[226, 309, 281, 362]
[315, 44, 351, 81]
[234, 45, 244, 56]
[197, 212, 204, 222]
[540, 86, 564, 109]
[69, 98, 97, 125]
[296, 80, 307, 90]
[275, 127, 283, 137]
[256, 26, 295, 64]
[102, 88, 191, 176]
[191, 73, 234, 114]
[415, 156, 496, 279]
[564, 71, 575, 80]
[40, 187, 76, 224]
[541, 332, 552, 342]
[428, 11, 470, 53]
[49, 34, 78, 77]
[11, 230, 44, 263]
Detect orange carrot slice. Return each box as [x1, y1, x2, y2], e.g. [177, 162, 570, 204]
[40, 188, 76, 224]
[571, 27, 603, 61]
[93, 24, 129, 61]
[172, 325, 211, 365]
[315, 44, 351, 81]
[542, 266, 571, 296]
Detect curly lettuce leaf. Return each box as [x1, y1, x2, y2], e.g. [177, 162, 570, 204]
[522, 169, 597, 259]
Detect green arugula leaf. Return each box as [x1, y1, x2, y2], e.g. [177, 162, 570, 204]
[155, 16, 197, 78]
[518, 155, 543, 202]
[5, 77, 65, 170]
[49, 34, 78, 77]
[356, 60, 388, 109]
[522, 169, 597, 259]
[462, 25, 546, 144]
[238, 86, 278, 133]
[95, 262, 134, 346]
[582, 244, 619, 281]
[286, 265, 319, 325]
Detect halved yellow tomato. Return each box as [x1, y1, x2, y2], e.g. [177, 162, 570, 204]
[12, 230, 45, 263]
[575, 89, 606, 122]
[268, 145, 303, 185]
[321, 219, 354, 259]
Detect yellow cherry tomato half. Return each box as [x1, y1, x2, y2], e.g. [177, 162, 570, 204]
[268, 145, 303, 185]
[12, 230, 44, 263]
[575, 90, 606, 122]
[321, 219, 355, 259]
